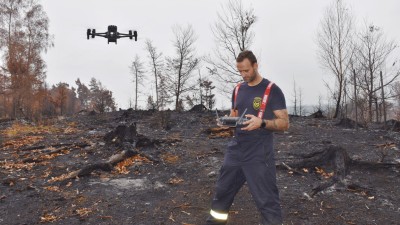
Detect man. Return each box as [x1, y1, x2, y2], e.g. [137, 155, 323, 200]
[206, 50, 289, 225]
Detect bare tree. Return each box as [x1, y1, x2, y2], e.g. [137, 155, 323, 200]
[157, 73, 172, 110]
[166, 24, 199, 111]
[292, 77, 298, 116]
[145, 39, 163, 109]
[317, 0, 355, 118]
[130, 54, 145, 110]
[354, 23, 398, 122]
[393, 81, 400, 120]
[206, 0, 256, 95]
[299, 87, 304, 116]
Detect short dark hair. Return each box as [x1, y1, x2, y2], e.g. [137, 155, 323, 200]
[236, 50, 257, 65]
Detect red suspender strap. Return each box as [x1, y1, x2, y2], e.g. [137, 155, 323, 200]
[233, 83, 241, 109]
[257, 82, 274, 119]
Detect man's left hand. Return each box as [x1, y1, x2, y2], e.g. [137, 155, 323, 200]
[241, 114, 262, 131]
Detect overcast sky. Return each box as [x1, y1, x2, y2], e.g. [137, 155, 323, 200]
[41, 0, 400, 110]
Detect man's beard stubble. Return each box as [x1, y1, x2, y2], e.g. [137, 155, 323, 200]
[243, 70, 257, 83]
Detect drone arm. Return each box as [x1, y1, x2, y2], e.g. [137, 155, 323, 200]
[94, 33, 107, 38]
[118, 33, 135, 38]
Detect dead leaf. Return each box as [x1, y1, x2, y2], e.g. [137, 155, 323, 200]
[99, 216, 113, 220]
[40, 213, 58, 223]
[43, 186, 61, 192]
[76, 208, 92, 217]
[168, 177, 184, 185]
[114, 155, 151, 174]
[169, 212, 175, 222]
[315, 167, 334, 179]
[181, 211, 191, 215]
[0, 161, 35, 171]
[161, 153, 179, 164]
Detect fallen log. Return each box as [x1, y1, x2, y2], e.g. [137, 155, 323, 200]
[20, 142, 91, 152]
[22, 147, 70, 163]
[19, 142, 92, 163]
[50, 149, 143, 182]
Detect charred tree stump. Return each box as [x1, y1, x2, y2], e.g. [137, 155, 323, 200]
[103, 123, 180, 147]
[335, 118, 364, 129]
[289, 146, 351, 179]
[104, 123, 139, 145]
[309, 110, 325, 118]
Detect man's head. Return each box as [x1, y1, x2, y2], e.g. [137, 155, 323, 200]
[236, 50, 259, 83]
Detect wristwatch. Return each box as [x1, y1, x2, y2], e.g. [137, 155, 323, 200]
[261, 120, 266, 128]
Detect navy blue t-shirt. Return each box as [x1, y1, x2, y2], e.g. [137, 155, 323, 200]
[231, 78, 286, 137]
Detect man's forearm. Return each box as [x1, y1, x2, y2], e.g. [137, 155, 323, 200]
[264, 118, 289, 131]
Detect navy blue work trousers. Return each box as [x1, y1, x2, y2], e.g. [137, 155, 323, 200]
[206, 135, 282, 225]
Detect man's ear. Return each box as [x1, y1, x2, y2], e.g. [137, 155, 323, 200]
[253, 63, 259, 71]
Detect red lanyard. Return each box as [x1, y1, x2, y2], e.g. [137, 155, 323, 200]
[234, 81, 274, 119]
[233, 83, 241, 110]
[257, 82, 274, 118]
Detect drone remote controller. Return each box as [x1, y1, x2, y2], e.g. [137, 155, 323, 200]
[215, 108, 249, 127]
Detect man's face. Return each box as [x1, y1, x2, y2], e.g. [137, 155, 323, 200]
[236, 58, 258, 83]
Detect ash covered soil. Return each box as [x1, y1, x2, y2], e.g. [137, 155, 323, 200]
[1, 110, 399, 225]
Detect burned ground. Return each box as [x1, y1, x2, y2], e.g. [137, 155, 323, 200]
[0, 110, 399, 225]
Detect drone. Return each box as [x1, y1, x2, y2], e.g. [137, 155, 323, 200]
[86, 25, 137, 44]
[216, 108, 249, 127]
